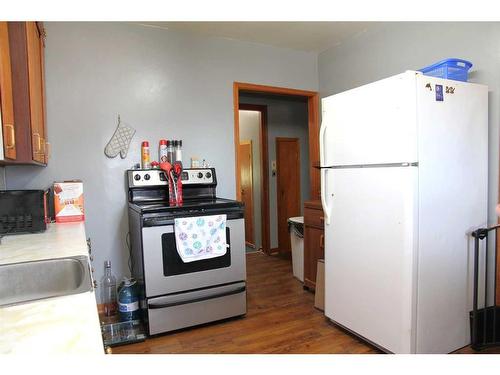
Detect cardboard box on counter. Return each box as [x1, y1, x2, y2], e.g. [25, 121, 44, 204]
[54, 180, 85, 223]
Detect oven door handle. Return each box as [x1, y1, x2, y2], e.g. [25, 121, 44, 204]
[148, 286, 246, 309]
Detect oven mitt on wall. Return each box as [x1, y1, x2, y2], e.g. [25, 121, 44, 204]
[104, 115, 136, 159]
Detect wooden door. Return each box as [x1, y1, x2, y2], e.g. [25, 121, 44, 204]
[0, 22, 16, 160]
[276, 137, 301, 253]
[26, 22, 46, 164]
[239, 141, 255, 247]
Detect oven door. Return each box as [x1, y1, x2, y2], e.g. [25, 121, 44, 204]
[141, 217, 246, 297]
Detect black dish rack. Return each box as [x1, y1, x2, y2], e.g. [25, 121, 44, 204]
[470, 224, 500, 350]
[0, 190, 48, 235]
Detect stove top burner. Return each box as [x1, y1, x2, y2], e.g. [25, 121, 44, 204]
[130, 198, 242, 214]
[127, 168, 243, 222]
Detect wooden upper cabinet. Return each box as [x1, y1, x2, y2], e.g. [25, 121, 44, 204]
[0, 22, 16, 160]
[3, 21, 47, 166]
[26, 22, 47, 164]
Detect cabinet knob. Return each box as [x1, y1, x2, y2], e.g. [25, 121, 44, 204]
[5, 124, 15, 148]
[33, 133, 41, 153]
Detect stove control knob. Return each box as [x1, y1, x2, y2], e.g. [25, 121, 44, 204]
[205, 172, 212, 179]
[144, 174, 150, 181]
[197, 172, 203, 179]
[134, 174, 141, 181]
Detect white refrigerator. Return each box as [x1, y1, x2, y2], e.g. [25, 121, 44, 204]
[320, 71, 488, 353]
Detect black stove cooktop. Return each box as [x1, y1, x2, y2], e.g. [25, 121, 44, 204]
[129, 197, 243, 214]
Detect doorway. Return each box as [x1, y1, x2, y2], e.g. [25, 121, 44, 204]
[238, 104, 269, 253]
[234, 82, 319, 255]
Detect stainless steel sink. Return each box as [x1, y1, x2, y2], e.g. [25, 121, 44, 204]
[0, 255, 92, 306]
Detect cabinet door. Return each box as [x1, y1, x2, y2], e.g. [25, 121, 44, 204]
[0, 22, 16, 160]
[26, 22, 46, 164]
[304, 225, 324, 290]
[38, 23, 48, 164]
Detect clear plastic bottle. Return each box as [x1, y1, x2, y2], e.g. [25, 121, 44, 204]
[167, 140, 175, 163]
[175, 140, 182, 163]
[100, 260, 117, 317]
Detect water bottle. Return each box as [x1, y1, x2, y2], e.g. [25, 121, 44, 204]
[118, 277, 140, 322]
[100, 260, 117, 317]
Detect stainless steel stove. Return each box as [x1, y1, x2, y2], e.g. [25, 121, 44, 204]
[127, 168, 246, 336]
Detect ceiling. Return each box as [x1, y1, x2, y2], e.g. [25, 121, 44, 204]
[139, 22, 373, 53]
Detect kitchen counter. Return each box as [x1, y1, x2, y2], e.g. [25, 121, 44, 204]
[0, 222, 90, 265]
[0, 222, 104, 354]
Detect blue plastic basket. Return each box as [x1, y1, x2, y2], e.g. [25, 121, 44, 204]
[419, 58, 473, 82]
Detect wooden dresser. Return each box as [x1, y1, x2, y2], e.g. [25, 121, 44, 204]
[303, 200, 325, 290]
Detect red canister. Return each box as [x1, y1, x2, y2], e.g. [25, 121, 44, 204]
[159, 139, 168, 163]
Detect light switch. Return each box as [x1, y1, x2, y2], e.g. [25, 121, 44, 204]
[271, 160, 277, 176]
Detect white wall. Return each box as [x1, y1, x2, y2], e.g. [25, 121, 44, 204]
[5, 22, 318, 287]
[318, 22, 500, 226]
[239, 110, 262, 249]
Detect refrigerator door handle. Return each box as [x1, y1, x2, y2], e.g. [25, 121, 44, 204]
[320, 111, 331, 225]
[320, 168, 331, 225]
[319, 112, 327, 167]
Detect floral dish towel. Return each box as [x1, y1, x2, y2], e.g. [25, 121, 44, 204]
[174, 214, 228, 263]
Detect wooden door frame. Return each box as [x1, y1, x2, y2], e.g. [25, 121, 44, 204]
[276, 137, 301, 254]
[238, 103, 270, 254]
[497, 213, 500, 304]
[238, 139, 255, 248]
[233, 82, 320, 255]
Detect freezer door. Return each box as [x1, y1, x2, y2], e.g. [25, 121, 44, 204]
[324, 166, 418, 353]
[415, 75, 488, 353]
[321, 71, 418, 166]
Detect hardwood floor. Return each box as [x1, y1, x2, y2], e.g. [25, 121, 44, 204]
[455, 345, 500, 354]
[113, 252, 499, 354]
[114, 252, 378, 354]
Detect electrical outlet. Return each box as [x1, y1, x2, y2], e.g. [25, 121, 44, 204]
[271, 161, 277, 176]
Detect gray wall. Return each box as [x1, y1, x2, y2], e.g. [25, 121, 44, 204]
[0, 167, 5, 189]
[239, 110, 262, 249]
[318, 22, 500, 226]
[4, 22, 318, 287]
[240, 93, 310, 249]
